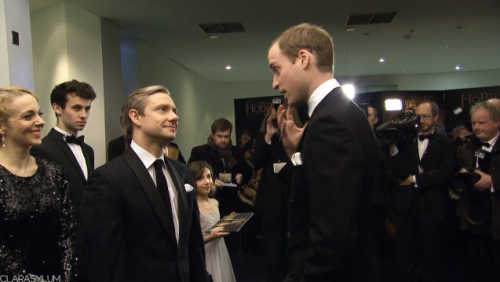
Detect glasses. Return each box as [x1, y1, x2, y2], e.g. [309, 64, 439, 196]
[420, 114, 434, 120]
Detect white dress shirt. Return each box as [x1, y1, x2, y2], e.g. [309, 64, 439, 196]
[291, 78, 341, 166]
[54, 126, 88, 180]
[130, 141, 180, 243]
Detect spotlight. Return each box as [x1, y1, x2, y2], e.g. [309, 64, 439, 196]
[225, 65, 232, 70]
[385, 99, 403, 111]
[342, 84, 355, 99]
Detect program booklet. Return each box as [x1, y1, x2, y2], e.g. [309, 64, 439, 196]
[206, 212, 254, 233]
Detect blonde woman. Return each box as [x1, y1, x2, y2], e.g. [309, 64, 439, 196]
[0, 86, 75, 280]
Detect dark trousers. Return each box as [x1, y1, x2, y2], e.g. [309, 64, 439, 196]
[260, 210, 288, 282]
[371, 204, 388, 260]
[395, 195, 446, 282]
[466, 232, 500, 282]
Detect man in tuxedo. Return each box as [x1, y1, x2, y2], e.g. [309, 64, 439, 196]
[81, 85, 208, 282]
[457, 101, 500, 281]
[269, 23, 379, 281]
[30, 79, 96, 277]
[390, 101, 457, 281]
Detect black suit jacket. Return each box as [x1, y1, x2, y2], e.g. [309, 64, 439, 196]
[251, 133, 289, 214]
[392, 132, 457, 222]
[80, 148, 208, 282]
[287, 87, 379, 281]
[107, 135, 127, 161]
[31, 128, 94, 216]
[30, 128, 94, 273]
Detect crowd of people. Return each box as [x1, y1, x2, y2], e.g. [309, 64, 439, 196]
[1, 22, 499, 282]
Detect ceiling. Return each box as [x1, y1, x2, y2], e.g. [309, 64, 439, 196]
[29, 0, 500, 83]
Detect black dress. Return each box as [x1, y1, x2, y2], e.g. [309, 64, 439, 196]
[0, 157, 76, 281]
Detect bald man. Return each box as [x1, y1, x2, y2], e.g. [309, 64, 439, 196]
[488, 98, 500, 109]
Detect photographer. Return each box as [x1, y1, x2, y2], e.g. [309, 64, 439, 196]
[251, 103, 300, 282]
[457, 101, 500, 281]
[389, 101, 457, 281]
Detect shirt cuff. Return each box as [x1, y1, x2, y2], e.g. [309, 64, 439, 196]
[491, 184, 495, 193]
[389, 146, 399, 156]
[413, 175, 418, 188]
[266, 139, 271, 145]
[291, 152, 302, 166]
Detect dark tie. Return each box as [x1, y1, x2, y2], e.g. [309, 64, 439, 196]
[418, 134, 433, 141]
[65, 135, 84, 145]
[153, 160, 174, 224]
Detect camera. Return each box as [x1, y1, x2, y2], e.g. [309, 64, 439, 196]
[271, 98, 282, 128]
[375, 108, 421, 145]
[453, 168, 481, 192]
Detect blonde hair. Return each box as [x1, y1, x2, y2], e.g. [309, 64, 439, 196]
[0, 87, 37, 141]
[272, 23, 334, 74]
[188, 161, 217, 197]
[121, 85, 170, 146]
[470, 101, 500, 121]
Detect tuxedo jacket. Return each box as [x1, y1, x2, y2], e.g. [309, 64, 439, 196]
[392, 132, 457, 222]
[251, 133, 289, 214]
[31, 128, 94, 218]
[107, 135, 127, 161]
[287, 87, 379, 281]
[80, 148, 208, 282]
[30, 128, 94, 271]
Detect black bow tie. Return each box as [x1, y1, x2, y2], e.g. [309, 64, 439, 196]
[418, 134, 433, 141]
[481, 142, 491, 148]
[65, 135, 84, 145]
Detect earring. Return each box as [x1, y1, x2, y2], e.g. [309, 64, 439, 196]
[1, 135, 4, 148]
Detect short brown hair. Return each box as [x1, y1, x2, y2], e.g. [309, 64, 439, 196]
[121, 85, 170, 146]
[272, 23, 334, 73]
[211, 118, 233, 134]
[188, 161, 216, 197]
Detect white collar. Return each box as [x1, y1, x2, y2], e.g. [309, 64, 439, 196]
[307, 78, 341, 117]
[130, 140, 165, 169]
[485, 133, 499, 147]
[54, 126, 74, 137]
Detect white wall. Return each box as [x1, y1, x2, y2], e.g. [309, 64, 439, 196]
[101, 18, 123, 144]
[0, 0, 10, 87]
[31, 2, 68, 127]
[1, 0, 34, 90]
[31, 2, 108, 167]
[121, 40, 139, 100]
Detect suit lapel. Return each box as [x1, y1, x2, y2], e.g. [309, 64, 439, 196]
[49, 129, 87, 181]
[81, 145, 93, 173]
[164, 158, 189, 259]
[421, 134, 440, 165]
[123, 148, 178, 247]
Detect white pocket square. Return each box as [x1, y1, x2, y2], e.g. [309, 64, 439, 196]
[184, 184, 194, 192]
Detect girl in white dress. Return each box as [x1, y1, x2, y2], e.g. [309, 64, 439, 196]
[188, 161, 236, 282]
